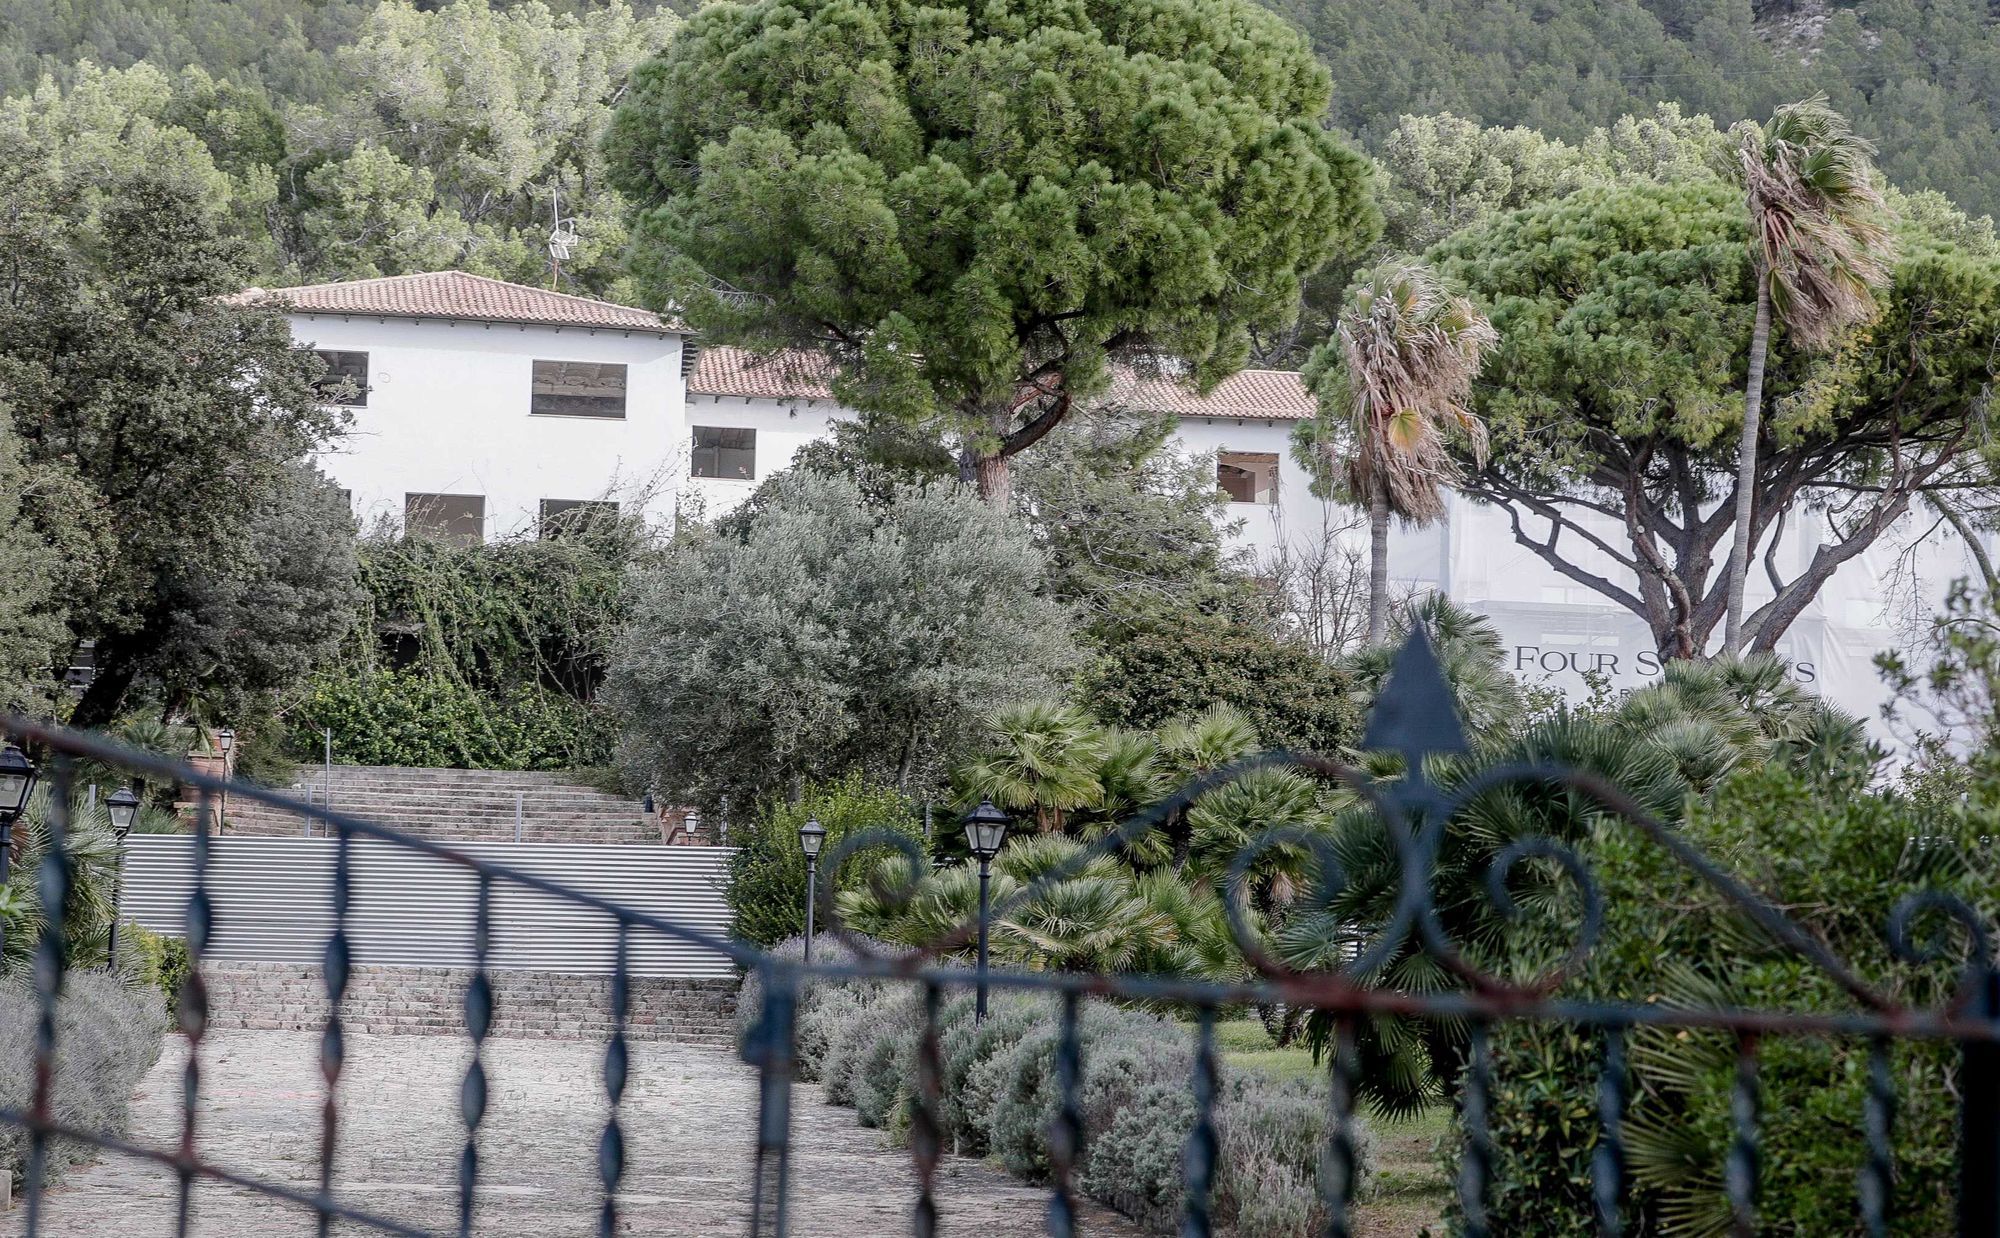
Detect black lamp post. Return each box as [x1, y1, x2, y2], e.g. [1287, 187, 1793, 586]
[215, 728, 235, 831]
[107, 785, 140, 965]
[0, 743, 39, 962]
[962, 799, 1011, 1021]
[798, 816, 826, 964]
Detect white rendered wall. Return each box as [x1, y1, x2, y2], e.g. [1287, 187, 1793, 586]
[295, 313, 685, 538]
[288, 310, 1981, 736]
[674, 392, 841, 519]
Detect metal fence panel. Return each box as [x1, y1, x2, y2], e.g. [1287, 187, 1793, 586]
[119, 835, 736, 977]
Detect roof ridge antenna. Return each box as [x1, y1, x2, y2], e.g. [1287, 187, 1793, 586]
[547, 185, 579, 291]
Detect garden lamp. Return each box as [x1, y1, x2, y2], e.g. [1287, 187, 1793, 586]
[107, 784, 141, 964]
[0, 743, 36, 963]
[798, 816, 826, 964]
[961, 799, 1011, 1020]
[107, 785, 140, 839]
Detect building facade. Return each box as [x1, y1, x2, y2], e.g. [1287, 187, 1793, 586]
[245, 272, 1986, 731]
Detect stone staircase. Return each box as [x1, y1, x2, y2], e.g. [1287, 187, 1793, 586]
[225, 765, 660, 845]
[201, 962, 738, 1046]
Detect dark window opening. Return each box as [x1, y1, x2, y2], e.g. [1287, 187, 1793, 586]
[532, 360, 627, 419]
[313, 350, 369, 406]
[1217, 451, 1279, 504]
[691, 426, 755, 480]
[539, 498, 619, 539]
[405, 493, 485, 545]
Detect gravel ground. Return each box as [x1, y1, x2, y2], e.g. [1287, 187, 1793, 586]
[10, 1030, 1137, 1237]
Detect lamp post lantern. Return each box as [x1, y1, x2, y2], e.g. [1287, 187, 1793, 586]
[961, 799, 1011, 1021]
[798, 816, 827, 964]
[107, 785, 140, 964]
[215, 728, 236, 832]
[0, 743, 38, 963]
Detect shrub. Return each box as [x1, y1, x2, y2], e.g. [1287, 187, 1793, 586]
[725, 776, 924, 948]
[0, 971, 168, 1191]
[290, 668, 611, 771]
[117, 924, 191, 1016]
[743, 954, 1374, 1235]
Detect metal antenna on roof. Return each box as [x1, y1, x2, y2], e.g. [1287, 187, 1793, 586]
[547, 186, 578, 289]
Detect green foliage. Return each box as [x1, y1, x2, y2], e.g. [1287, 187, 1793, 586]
[289, 667, 608, 771]
[2, 783, 130, 978]
[0, 144, 356, 725]
[1455, 754, 1984, 1235]
[117, 923, 192, 1016]
[289, 518, 653, 770]
[0, 3, 679, 292]
[0, 971, 168, 1193]
[1079, 604, 1359, 756]
[724, 774, 921, 948]
[0, 408, 69, 713]
[1428, 176, 2000, 657]
[607, 0, 1378, 490]
[610, 471, 1077, 814]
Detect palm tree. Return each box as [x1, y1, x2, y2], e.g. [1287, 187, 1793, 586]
[1723, 95, 1895, 651]
[956, 701, 1106, 833]
[1309, 263, 1498, 644]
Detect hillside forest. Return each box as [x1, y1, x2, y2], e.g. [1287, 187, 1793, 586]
[8, 0, 2000, 311]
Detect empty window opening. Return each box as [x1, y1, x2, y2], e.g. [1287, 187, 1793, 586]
[1217, 451, 1279, 504]
[691, 426, 756, 479]
[532, 360, 628, 419]
[405, 493, 486, 545]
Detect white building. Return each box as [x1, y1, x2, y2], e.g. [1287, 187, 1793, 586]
[244, 272, 1987, 730]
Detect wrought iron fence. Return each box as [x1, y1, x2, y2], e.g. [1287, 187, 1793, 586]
[0, 630, 1995, 1237]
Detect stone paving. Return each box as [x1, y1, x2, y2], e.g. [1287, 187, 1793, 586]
[12, 1030, 1137, 1236]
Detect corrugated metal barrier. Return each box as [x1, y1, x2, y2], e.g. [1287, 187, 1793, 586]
[119, 835, 737, 978]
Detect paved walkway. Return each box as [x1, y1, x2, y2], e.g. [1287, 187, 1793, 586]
[14, 1031, 1136, 1236]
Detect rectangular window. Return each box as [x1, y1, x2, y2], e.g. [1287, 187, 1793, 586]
[405, 493, 485, 545]
[531, 360, 627, 419]
[1217, 451, 1279, 504]
[691, 426, 756, 480]
[539, 498, 619, 539]
[313, 350, 369, 406]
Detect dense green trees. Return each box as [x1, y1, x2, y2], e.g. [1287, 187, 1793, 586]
[0, 152, 357, 725]
[1427, 177, 2000, 660]
[606, 0, 1378, 501]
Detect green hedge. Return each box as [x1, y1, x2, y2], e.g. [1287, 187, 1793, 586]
[289, 668, 611, 770]
[743, 936, 1374, 1235]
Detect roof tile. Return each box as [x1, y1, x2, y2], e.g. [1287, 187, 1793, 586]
[233, 272, 675, 334]
[688, 345, 1314, 420]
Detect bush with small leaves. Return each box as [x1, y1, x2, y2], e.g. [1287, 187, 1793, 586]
[0, 971, 168, 1192]
[754, 957, 1376, 1234]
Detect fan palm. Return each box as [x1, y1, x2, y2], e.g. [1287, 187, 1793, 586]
[956, 701, 1106, 833]
[1723, 95, 1894, 650]
[1310, 263, 1498, 644]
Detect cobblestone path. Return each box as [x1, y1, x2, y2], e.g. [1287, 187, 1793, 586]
[13, 1030, 1137, 1236]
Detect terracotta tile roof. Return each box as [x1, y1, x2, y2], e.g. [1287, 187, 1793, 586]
[688, 345, 1314, 419]
[1101, 366, 1314, 421]
[686, 345, 837, 400]
[232, 272, 676, 334]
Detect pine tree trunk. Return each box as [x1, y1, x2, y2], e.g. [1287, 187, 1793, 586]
[973, 451, 1012, 506]
[1368, 488, 1390, 644]
[1723, 272, 1772, 654]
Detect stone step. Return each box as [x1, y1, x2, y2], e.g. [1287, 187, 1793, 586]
[198, 962, 738, 1045]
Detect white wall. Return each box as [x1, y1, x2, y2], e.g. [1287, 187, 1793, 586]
[675, 391, 841, 519]
[293, 312, 1986, 737]
[295, 313, 685, 537]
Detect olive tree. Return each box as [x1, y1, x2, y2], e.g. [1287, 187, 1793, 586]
[605, 0, 1379, 502]
[608, 473, 1076, 813]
